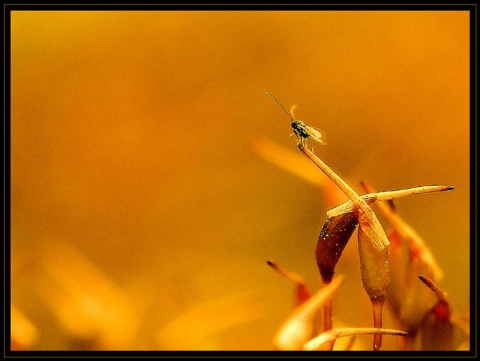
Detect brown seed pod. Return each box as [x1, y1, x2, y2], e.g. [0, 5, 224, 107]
[358, 226, 391, 350]
[316, 212, 359, 284]
[358, 226, 391, 301]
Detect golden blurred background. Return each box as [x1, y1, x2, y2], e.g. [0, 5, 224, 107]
[11, 11, 470, 350]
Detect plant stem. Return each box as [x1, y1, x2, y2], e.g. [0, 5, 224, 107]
[323, 294, 334, 349]
[298, 143, 389, 250]
[327, 184, 454, 218]
[372, 297, 385, 351]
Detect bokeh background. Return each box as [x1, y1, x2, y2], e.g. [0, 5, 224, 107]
[10, 10, 470, 350]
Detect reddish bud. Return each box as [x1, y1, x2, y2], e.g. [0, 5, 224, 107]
[316, 213, 358, 284]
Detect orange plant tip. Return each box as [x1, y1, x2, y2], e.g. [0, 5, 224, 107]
[418, 274, 450, 305]
[267, 260, 307, 286]
[418, 274, 431, 284]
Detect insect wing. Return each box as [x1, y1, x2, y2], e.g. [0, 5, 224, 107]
[307, 126, 327, 145]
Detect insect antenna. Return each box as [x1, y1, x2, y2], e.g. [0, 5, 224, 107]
[266, 92, 294, 122]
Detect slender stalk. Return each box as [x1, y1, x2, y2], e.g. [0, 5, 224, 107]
[298, 143, 367, 206]
[327, 185, 454, 218]
[372, 297, 385, 351]
[298, 143, 389, 250]
[303, 327, 408, 350]
[323, 296, 333, 332]
[323, 295, 334, 350]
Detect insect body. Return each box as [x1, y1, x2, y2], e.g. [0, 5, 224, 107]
[291, 120, 310, 139]
[266, 92, 326, 151]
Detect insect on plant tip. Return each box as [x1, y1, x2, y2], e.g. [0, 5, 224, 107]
[266, 92, 326, 151]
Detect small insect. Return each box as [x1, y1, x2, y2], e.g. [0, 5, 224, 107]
[266, 92, 326, 152]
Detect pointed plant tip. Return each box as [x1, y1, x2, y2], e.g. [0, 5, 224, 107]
[418, 274, 435, 289]
[266, 260, 278, 269]
[266, 260, 276, 268]
[435, 185, 455, 192]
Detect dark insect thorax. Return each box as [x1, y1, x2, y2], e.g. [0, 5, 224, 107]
[291, 120, 310, 138]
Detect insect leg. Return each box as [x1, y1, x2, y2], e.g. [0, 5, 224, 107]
[290, 128, 300, 144]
